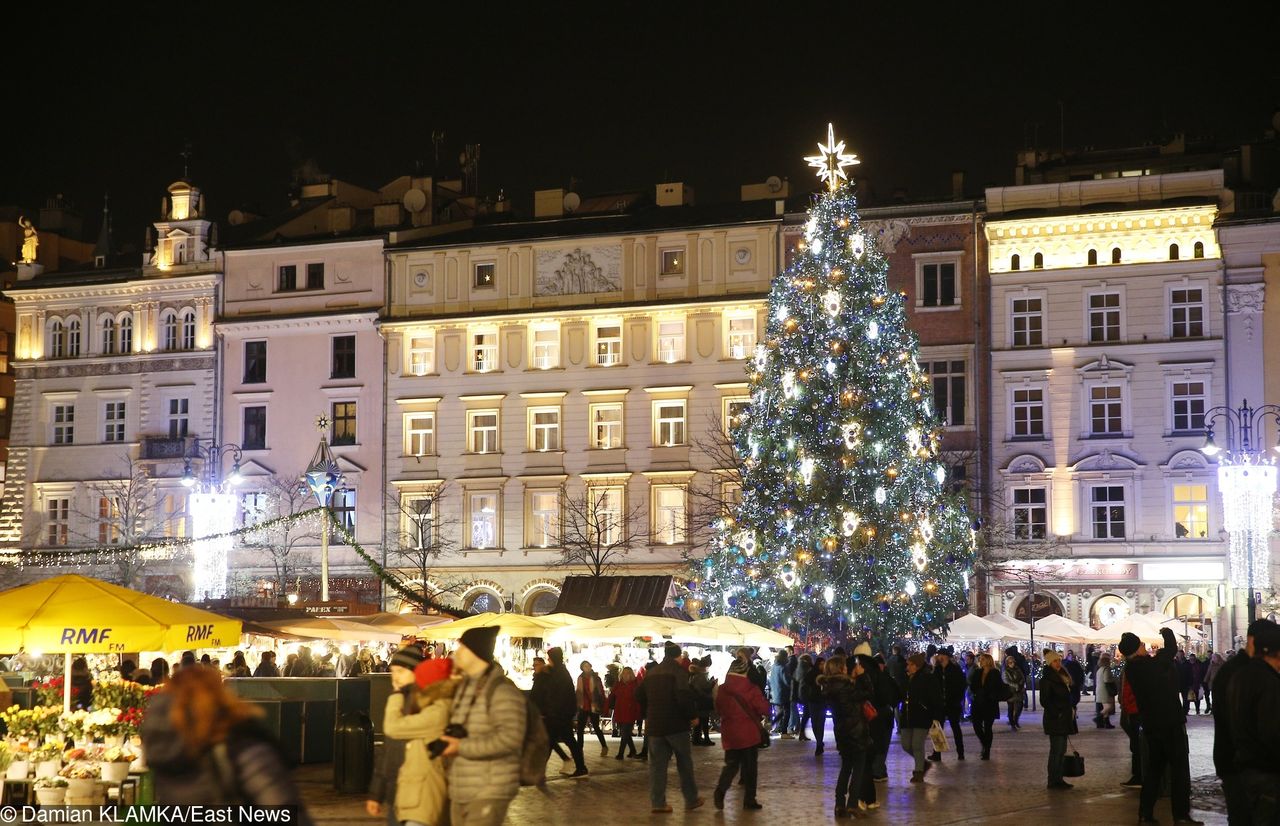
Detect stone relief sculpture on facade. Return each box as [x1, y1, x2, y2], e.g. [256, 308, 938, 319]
[534, 245, 621, 296]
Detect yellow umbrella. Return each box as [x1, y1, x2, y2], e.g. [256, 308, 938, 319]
[0, 574, 242, 710]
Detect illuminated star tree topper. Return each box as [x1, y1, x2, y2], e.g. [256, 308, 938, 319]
[804, 122, 860, 193]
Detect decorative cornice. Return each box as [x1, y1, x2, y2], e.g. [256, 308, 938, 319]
[214, 312, 379, 334]
[16, 353, 214, 380]
[8, 275, 219, 305]
[1225, 283, 1264, 314]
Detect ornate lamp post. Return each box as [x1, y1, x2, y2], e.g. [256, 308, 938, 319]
[1200, 399, 1280, 623]
[181, 438, 244, 600]
[304, 415, 344, 603]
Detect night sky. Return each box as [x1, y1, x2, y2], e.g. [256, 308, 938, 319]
[5, 4, 1279, 243]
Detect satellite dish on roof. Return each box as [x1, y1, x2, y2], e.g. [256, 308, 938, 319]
[403, 188, 428, 213]
[228, 209, 246, 225]
[563, 192, 581, 213]
[766, 175, 783, 193]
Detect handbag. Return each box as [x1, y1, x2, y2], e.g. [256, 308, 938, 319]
[1062, 738, 1085, 777]
[729, 689, 770, 749]
[861, 700, 879, 722]
[928, 720, 949, 753]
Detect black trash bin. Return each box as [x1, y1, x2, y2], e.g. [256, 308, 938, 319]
[333, 710, 374, 793]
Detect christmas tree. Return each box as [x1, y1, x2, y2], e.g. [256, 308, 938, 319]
[696, 125, 974, 643]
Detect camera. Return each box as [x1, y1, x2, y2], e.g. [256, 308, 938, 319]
[427, 723, 469, 759]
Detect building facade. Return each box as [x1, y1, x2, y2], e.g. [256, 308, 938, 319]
[984, 170, 1233, 647]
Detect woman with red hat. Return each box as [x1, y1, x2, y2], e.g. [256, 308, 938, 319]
[382, 654, 458, 826]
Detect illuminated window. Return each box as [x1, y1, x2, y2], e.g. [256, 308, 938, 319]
[330, 487, 356, 532]
[1012, 487, 1047, 540]
[469, 493, 498, 548]
[531, 327, 559, 369]
[173, 241, 187, 265]
[1012, 388, 1044, 438]
[1171, 381, 1206, 433]
[723, 398, 750, 436]
[98, 496, 121, 544]
[1173, 484, 1208, 539]
[595, 323, 622, 366]
[66, 318, 81, 357]
[1089, 385, 1123, 435]
[1090, 486, 1126, 539]
[1032, 252, 1044, 269]
[244, 341, 267, 383]
[727, 316, 756, 358]
[1011, 297, 1043, 347]
[161, 311, 179, 351]
[103, 401, 126, 443]
[1193, 241, 1205, 259]
[654, 401, 687, 446]
[529, 407, 560, 452]
[277, 265, 297, 291]
[180, 309, 196, 350]
[331, 401, 357, 446]
[527, 490, 560, 548]
[408, 334, 434, 376]
[162, 493, 186, 538]
[653, 486, 687, 544]
[589, 486, 624, 545]
[660, 249, 684, 276]
[49, 320, 65, 358]
[1170, 288, 1204, 339]
[331, 335, 356, 379]
[1169, 243, 1180, 261]
[402, 495, 434, 550]
[168, 398, 189, 439]
[474, 262, 496, 289]
[590, 403, 623, 449]
[657, 320, 685, 363]
[47, 498, 70, 545]
[119, 316, 133, 354]
[53, 404, 75, 444]
[101, 318, 116, 354]
[468, 410, 499, 453]
[406, 413, 435, 456]
[472, 332, 498, 372]
[1088, 292, 1121, 343]
[924, 360, 966, 426]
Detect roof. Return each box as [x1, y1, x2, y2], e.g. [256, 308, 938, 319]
[3, 263, 141, 291]
[554, 575, 688, 620]
[988, 195, 1219, 222]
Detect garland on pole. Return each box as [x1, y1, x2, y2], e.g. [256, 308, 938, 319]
[325, 510, 452, 613]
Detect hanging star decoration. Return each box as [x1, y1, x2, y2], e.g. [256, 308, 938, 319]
[804, 123, 860, 192]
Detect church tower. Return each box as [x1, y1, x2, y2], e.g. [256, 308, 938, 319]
[147, 179, 217, 273]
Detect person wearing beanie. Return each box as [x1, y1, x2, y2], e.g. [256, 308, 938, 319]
[438, 627, 527, 825]
[899, 652, 942, 782]
[713, 655, 770, 811]
[928, 647, 967, 762]
[636, 642, 704, 813]
[858, 652, 897, 797]
[1213, 618, 1280, 822]
[1126, 626, 1203, 825]
[531, 646, 588, 778]
[1226, 621, 1280, 823]
[1040, 649, 1075, 790]
[379, 656, 457, 826]
[367, 646, 423, 823]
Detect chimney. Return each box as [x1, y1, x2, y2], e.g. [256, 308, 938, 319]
[656, 182, 694, 207]
[951, 171, 965, 200]
[534, 188, 564, 219]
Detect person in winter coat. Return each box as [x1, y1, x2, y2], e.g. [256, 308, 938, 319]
[609, 667, 642, 759]
[792, 654, 812, 741]
[141, 666, 313, 824]
[899, 653, 942, 783]
[252, 652, 280, 678]
[532, 646, 587, 778]
[767, 650, 792, 736]
[227, 651, 251, 678]
[437, 626, 527, 826]
[1040, 650, 1076, 790]
[367, 645, 424, 824]
[1212, 621, 1279, 823]
[1202, 651, 1223, 713]
[1002, 656, 1026, 730]
[820, 655, 873, 818]
[1117, 651, 1143, 788]
[636, 642, 704, 813]
[688, 658, 716, 745]
[381, 657, 457, 826]
[712, 659, 769, 811]
[69, 657, 94, 711]
[1225, 621, 1280, 826]
[799, 655, 826, 755]
[886, 645, 908, 694]
[1092, 653, 1117, 728]
[928, 647, 966, 761]
[1062, 650, 1085, 707]
[575, 660, 608, 756]
[966, 653, 1002, 761]
[1185, 654, 1205, 715]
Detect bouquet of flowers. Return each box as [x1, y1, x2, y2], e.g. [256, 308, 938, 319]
[31, 743, 63, 763]
[116, 707, 145, 738]
[58, 710, 89, 740]
[93, 677, 148, 713]
[60, 762, 100, 780]
[34, 776, 68, 789]
[32, 677, 67, 708]
[0, 742, 12, 772]
[62, 747, 88, 762]
[82, 708, 125, 739]
[0, 705, 59, 741]
[100, 746, 136, 764]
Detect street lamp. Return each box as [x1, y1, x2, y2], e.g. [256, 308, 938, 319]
[1200, 399, 1280, 623]
[181, 438, 245, 600]
[303, 414, 344, 603]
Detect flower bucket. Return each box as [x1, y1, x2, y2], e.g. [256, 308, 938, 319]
[103, 734, 126, 748]
[35, 760, 61, 779]
[99, 761, 130, 783]
[6, 760, 30, 780]
[35, 786, 67, 806]
[66, 777, 97, 798]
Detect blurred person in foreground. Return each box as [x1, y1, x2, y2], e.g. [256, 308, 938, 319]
[1224, 620, 1280, 826]
[381, 654, 458, 826]
[366, 644, 423, 825]
[141, 665, 312, 823]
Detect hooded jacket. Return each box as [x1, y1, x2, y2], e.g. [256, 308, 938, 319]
[530, 662, 577, 726]
[382, 680, 456, 826]
[609, 679, 641, 725]
[446, 664, 526, 804]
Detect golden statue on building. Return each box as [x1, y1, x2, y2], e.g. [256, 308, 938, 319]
[18, 215, 38, 264]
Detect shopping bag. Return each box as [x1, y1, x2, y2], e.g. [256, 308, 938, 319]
[928, 720, 949, 753]
[1062, 750, 1085, 777]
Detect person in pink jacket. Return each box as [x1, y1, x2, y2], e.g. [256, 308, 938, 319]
[712, 659, 770, 811]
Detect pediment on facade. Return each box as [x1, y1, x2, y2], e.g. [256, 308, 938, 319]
[1160, 449, 1211, 473]
[1070, 449, 1142, 472]
[335, 455, 366, 474]
[236, 458, 277, 478]
[1077, 355, 1133, 375]
[1003, 453, 1049, 474]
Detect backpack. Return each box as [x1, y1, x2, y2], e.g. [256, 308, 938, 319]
[484, 674, 551, 787]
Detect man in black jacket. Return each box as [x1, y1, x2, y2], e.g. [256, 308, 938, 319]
[1125, 627, 1203, 825]
[928, 647, 966, 761]
[533, 646, 588, 778]
[636, 642, 704, 813]
[1226, 621, 1280, 824]
[1215, 618, 1279, 823]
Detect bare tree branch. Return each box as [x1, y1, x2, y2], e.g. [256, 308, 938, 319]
[384, 484, 466, 612]
[70, 455, 169, 589]
[555, 483, 649, 578]
[239, 472, 318, 595]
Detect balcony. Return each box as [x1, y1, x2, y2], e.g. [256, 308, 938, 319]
[142, 436, 188, 460]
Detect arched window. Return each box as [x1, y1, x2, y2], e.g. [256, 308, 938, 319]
[49, 320, 65, 358]
[173, 242, 187, 265]
[161, 311, 179, 351]
[465, 590, 503, 615]
[1033, 252, 1044, 269]
[1193, 241, 1204, 259]
[1010, 254, 1021, 271]
[1087, 249, 1098, 266]
[101, 317, 116, 355]
[119, 315, 133, 354]
[1111, 247, 1122, 264]
[1013, 592, 1063, 622]
[1169, 243, 1180, 261]
[66, 318, 81, 357]
[180, 309, 197, 350]
[523, 589, 560, 616]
